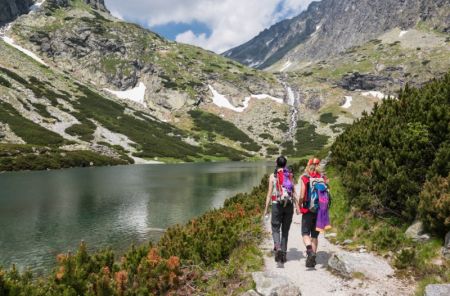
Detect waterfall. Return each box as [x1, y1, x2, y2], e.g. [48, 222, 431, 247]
[281, 80, 300, 142]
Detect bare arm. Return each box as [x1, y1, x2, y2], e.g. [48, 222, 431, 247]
[298, 177, 305, 211]
[263, 174, 274, 217]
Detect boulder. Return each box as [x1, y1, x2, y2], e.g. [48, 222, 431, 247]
[252, 272, 301, 296]
[342, 239, 353, 245]
[328, 251, 394, 280]
[241, 290, 260, 296]
[305, 95, 322, 110]
[338, 72, 393, 91]
[424, 284, 450, 296]
[442, 231, 450, 259]
[405, 221, 430, 242]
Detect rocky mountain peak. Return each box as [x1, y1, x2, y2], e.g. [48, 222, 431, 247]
[224, 0, 450, 69]
[82, 0, 108, 12]
[0, 0, 35, 25]
[47, 0, 109, 12]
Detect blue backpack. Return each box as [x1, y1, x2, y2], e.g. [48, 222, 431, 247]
[304, 175, 330, 213]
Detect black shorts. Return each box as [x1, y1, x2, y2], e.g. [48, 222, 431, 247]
[302, 212, 319, 238]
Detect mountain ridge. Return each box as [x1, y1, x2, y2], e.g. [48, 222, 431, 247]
[0, 0, 34, 25]
[224, 0, 450, 70]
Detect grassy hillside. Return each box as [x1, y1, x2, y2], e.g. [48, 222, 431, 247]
[0, 36, 256, 171]
[1, 0, 290, 161]
[12, 0, 278, 103]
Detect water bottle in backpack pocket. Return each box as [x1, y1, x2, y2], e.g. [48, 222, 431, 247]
[308, 178, 329, 213]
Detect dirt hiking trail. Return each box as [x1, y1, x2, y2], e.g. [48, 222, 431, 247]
[260, 213, 414, 296]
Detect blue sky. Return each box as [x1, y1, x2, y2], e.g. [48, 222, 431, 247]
[151, 21, 212, 41]
[105, 0, 314, 53]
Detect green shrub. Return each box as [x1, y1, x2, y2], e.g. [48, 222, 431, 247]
[266, 146, 279, 156]
[203, 143, 250, 161]
[259, 133, 273, 140]
[65, 120, 96, 142]
[0, 75, 11, 88]
[281, 120, 329, 157]
[75, 84, 201, 159]
[277, 122, 289, 132]
[0, 66, 28, 85]
[332, 73, 450, 222]
[319, 112, 338, 124]
[330, 123, 351, 133]
[0, 144, 128, 171]
[189, 110, 260, 152]
[0, 101, 65, 146]
[31, 103, 54, 119]
[418, 175, 450, 236]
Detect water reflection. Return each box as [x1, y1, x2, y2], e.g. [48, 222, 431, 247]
[0, 161, 271, 273]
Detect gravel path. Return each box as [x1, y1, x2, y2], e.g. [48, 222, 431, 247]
[261, 213, 414, 296]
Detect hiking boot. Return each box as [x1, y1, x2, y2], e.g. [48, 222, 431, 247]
[311, 253, 317, 267]
[275, 249, 282, 263]
[280, 252, 287, 263]
[306, 251, 315, 268]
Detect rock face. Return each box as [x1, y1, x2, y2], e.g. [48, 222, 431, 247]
[328, 252, 394, 280]
[339, 72, 394, 91]
[0, 0, 34, 25]
[405, 220, 431, 242]
[13, 0, 282, 126]
[252, 271, 301, 296]
[84, 0, 108, 12]
[424, 284, 450, 296]
[224, 0, 450, 69]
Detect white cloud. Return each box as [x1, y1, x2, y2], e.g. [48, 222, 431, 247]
[105, 0, 315, 53]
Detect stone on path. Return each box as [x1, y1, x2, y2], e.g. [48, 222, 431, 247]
[424, 284, 450, 296]
[342, 239, 353, 245]
[405, 220, 430, 242]
[252, 271, 301, 296]
[328, 251, 394, 280]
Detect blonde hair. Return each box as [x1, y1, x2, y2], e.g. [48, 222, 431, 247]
[304, 163, 321, 174]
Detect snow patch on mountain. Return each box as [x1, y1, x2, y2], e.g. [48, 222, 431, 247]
[342, 96, 353, 109]
[29, 0, 46, 13]
[209, 85, 283, 113]
[105, 82, 147, 106]
[362, 91, 388, 99]
[1, 36, 48, 66]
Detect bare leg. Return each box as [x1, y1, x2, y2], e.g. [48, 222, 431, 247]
[303, 235, 311, 248]
[311, 238, 318, 253]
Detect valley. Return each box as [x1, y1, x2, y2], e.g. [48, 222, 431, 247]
[0, 0, 449, 295]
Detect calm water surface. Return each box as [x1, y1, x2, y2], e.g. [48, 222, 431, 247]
[0, 161, 272, 274]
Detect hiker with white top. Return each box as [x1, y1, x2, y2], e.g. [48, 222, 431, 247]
[263, 156, 298, 264]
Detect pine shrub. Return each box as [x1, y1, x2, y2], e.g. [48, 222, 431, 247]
[331, 72, 450, 224]
[418, 175, 450, 236]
